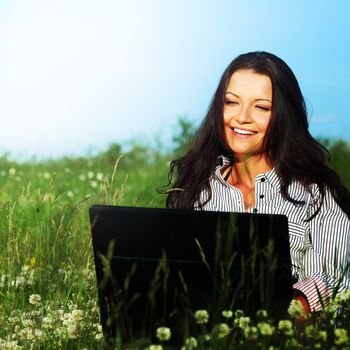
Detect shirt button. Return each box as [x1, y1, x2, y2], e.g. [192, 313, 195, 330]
[260, 178, 266, 183]
[253, 208, 258, 213]
[259, 194, 264, 199]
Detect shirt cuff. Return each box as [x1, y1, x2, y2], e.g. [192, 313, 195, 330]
[293, 276, 333, 312]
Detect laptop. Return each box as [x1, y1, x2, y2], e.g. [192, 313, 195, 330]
[90, 205, 294, 348]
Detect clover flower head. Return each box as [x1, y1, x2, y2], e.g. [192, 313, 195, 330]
[234, 309, 244, 318]
[194, 310, 209, 324]
[156, 327, 171, 341]
[222, 310, 233, 319]
[278, 320, 293, 336]
[257, 322, 274, 336]
[235, 316, 250, 330]
[288, 299, 305, 318]
[256, 309, 268, 319]
[184, 336, 198, 349]
[334, 328, 348, 346]
[29, 294, 41, 305]
[243, 326, 258, 340]
[318, 330, 327, 342]
[216, 323, 230, 338]
[149, 345, 163, 350]
[334, 290, 350, 307]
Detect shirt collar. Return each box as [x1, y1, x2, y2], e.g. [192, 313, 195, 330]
[215, 155, 281, 190]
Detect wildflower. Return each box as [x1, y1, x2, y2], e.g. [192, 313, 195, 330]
[334, 328, 348, 346]
[67, 323, 78, 339]
[318, 331, 327, 342]
[66, 191, 74, 198]
[216, 323, 230, 338]
[184, 336, 198, 349]
[243, 326, 258, 340]
[79, 174, 86, 181]
[194, 310, 209, 324]
[156, 327, 171, 341]
[43, 172, 50, 179]
[9, 168, 16, 175]
[257, 322, 274, 336]
[42, 316, 54, 329]
[29, 294, 41, 305]
[333, 290, 350, 307]
[222, 310, 233, 319]
[90, 180, 98, 188]
[278, 320, 293, 336]
[87, 171, 95, 179]
[234, 309, 244, 318]
[256, 309, 268, 319]
[64, 167, 71, 173]
[149, 345, 163, 350]
[288, 299, 306, 318]
[71, 309, 84, 321]
[96, 172, 104, 181]
[235, 316, 250, 330]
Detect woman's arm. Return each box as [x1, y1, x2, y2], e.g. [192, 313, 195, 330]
[293, 188, 350, 311]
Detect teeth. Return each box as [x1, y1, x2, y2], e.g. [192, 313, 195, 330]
[234, 128, 255, 135]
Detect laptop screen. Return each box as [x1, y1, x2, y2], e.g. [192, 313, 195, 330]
[90, 205, 293, 347]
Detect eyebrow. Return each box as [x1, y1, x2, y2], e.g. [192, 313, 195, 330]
[225, 92, 272, 103]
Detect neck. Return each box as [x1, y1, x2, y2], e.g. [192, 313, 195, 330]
[230, 154, 272, 189]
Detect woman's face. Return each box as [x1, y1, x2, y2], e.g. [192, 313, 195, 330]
[223, 69, 272, 160]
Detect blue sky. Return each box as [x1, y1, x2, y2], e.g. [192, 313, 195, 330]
[0, 0, 349, 159]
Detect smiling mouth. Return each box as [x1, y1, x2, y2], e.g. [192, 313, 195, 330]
[232, 127, 257, 135]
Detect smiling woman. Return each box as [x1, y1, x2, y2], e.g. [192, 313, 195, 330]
[165, 51, 350, 315]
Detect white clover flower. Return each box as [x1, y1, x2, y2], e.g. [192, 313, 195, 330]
[71, 309, 84, 321]
[278, 320, 293, 336]
[90, 180, 98, 188]
[243, 326, 258, 340]
[79, 174, 86, 181]
[29, 294, 41, 305]
[288, 299, 306, 318]
[22, 318, 35, 327]
[43, 172, 50, 179]
[333, 290, 350, 307]
[9, 168, 16, 175]
[256, 309, 268, 319]
[42, 316, 54, 329]
[216, 323, 231, 338]
[156, 327, 171, 341]
[318, 330, 327, 342]
[96, 172, 104, 181]
[222, 310, 233, 319]
[64, 167, 71, 173]
[67, 324, 78, 339]
[15, 176, 21, 182]
[149, 345, 163, 350]
[66, 191, 74, 198]
[194, 310, 209, 324]
[236, 316, 250, 330]
[334, 328, 348, 346]
[13, 276, 25, 289]
[257, 322, 274, 336]
[184, 336, 198, 349]
[234, 309, 244, 318]
[87, 171, 95, 179]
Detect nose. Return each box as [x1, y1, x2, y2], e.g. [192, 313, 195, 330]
[236, 105, 252, 124]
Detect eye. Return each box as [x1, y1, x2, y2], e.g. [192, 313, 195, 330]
[224, 100, 239, 106]
[256, 105, 270, 111]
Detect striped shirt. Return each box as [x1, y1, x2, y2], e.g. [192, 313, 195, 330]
[199, 156, 350, 311]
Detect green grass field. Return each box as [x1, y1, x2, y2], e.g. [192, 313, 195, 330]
[1, 135, 350, 349]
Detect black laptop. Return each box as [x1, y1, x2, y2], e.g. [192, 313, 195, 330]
[90, 205, 294, 348]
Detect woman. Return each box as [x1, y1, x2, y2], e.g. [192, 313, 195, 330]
[166, 51, 350, 314]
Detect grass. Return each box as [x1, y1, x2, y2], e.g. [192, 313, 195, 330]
[0, 140, 350, 349]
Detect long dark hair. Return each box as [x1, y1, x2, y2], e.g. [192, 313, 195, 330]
[166, 51, 350, 219]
